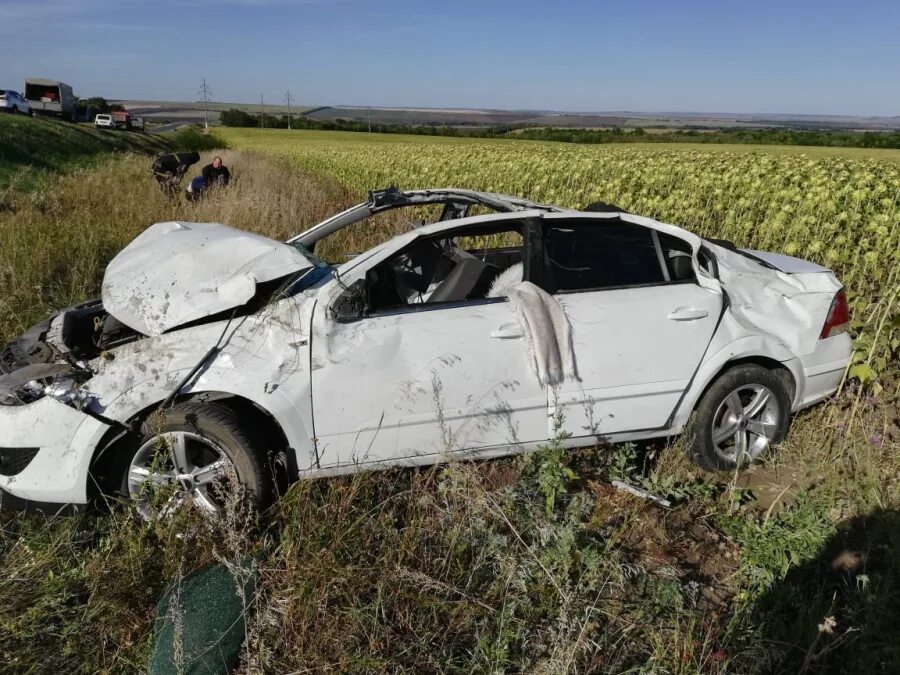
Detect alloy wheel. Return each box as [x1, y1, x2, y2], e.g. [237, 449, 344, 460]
[710, 384, 780, 465]
[127, 431, 234, 518]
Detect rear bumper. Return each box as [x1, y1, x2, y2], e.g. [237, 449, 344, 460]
[797, 333, 852, 410]
[0, 397, 110, 505]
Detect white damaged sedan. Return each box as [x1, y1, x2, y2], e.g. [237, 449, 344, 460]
[0, 188, 851, 514]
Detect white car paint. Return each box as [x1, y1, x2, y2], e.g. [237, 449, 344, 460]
[311, 291, 549, 466]
[554, 283, 723, 438]
[0, 398, 109, 503]
[0, 198, 851, 506]
[102, 221, 312, 336]
[0, 90, 31, 114]
[94, 114, 115, 129]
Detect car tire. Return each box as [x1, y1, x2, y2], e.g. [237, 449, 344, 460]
[9, 106, 16, 115]
[120, 402, 275, 518]
[687, 364, 791, 471]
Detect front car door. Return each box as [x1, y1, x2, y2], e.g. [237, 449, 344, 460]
[540, 215, 723, 439]
[309, 215, 549, 468]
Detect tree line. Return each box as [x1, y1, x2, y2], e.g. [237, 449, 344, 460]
[219, 108, 900, 149]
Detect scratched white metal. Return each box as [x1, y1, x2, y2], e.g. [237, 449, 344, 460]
[0, 397, 109, 503]
[102, 221, 312, 336]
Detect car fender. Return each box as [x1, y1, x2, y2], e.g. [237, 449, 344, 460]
[669, 331, 805, 431]
[92, 366, 316, 469]
[87, 314, 317, 472]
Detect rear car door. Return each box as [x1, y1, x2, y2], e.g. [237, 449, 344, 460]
[541, 215, 723, 438]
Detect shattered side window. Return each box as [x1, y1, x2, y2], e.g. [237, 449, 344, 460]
[458, 230, 522, 253]
[545, 221, 665, 292]
[315, 205, 444, 264]
[657, 232, 696, 282]
[363, 222, 526, 314]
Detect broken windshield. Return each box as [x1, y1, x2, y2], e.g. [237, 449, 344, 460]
[282, 242, 335, 295]
[290, 241, 330, 268]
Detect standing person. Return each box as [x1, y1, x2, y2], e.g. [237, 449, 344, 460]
[201, 155, 231, 188]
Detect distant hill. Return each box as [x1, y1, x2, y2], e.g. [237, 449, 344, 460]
[112, 100, 900, 132]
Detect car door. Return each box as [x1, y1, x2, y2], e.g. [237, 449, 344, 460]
[541, 216, 723, 438]
[309, 218, 549, 468]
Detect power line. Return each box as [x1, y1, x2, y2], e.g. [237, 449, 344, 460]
[284, 90, 294, 130]
[198, 78, 211, 131]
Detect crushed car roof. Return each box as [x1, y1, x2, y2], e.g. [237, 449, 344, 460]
[289, 187, 567, 246]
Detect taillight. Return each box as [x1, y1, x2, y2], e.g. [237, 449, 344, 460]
[820, 288, 850, 339]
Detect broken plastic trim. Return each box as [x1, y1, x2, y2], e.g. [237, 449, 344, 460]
[611, 480, 672, 508]
[0, 446, 41, 477]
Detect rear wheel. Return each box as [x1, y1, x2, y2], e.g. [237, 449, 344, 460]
[122, 402, 274, 519]
[9, 106, 16, 115]
[688, 365, 791, 471]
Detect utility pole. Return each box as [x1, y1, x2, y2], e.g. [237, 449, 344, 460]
[260, 93, 265, 129]
[284, 90, 294, 130]
[199, 78, 211, 131]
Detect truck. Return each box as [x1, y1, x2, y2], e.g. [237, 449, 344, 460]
[111, 110, 131, 129]
[24, 78, 75, 120]
[108, 110, 145, 131]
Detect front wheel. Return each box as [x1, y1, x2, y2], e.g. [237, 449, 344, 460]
[122, 402, 275, 519]
[687, 365, 791, 471]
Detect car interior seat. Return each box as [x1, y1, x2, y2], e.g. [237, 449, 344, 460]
[426, 254, 499, 304]
[667, 251, 695, 281]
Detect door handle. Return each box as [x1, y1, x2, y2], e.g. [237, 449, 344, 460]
[668, 307, 709, 321]
[491, 323, 524, 339]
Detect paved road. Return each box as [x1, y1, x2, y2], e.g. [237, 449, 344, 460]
[147, 121, 193, 134]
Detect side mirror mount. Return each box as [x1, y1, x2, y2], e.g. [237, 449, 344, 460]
[329, 279, 367, 322]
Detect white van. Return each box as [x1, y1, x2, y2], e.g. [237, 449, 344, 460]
[95, 113, 114, 129]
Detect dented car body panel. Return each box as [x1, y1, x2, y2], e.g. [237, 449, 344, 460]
[0, 189, 852, 507]
[89, 298, 320, 468]
[103, 221, 313, 336]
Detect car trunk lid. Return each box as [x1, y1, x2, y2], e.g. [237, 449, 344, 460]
[739, 250, 831, 274]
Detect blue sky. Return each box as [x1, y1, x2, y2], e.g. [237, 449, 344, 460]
[1, 0, 898, 115]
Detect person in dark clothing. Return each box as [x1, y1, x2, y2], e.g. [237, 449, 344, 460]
[201, 156, 230, 187]
[151, 152, 200, 199]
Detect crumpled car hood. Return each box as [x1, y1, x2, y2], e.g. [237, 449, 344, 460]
[102, 221, 312, 336]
